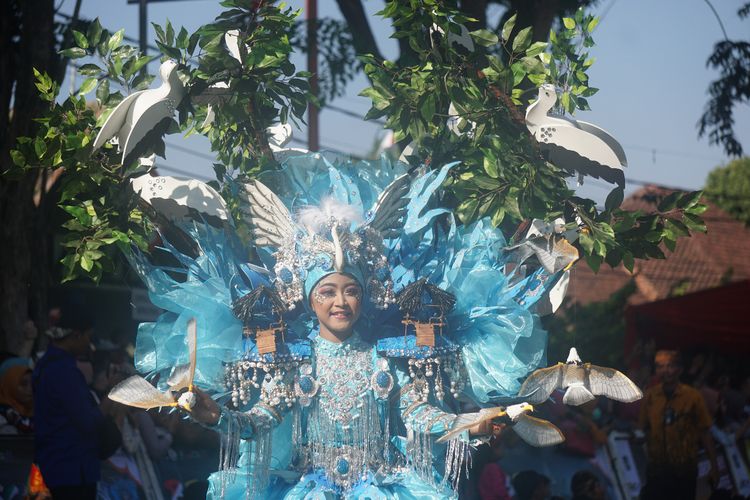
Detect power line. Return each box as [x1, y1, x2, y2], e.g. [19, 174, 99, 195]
[55, 11, 161, 53]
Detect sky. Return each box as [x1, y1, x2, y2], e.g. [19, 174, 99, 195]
[57, 0, 750, 203]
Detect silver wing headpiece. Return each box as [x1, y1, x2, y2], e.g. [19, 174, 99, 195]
[237, 174, 411, 309]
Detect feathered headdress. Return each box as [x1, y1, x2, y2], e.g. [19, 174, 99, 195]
[237, 174, 411, 309]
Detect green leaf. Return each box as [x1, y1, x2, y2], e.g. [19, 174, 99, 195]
[59, 47, 87, 59]
[10, 149, 25, 167]
[72, 30, 89, 49]
[586, 17, 600, 33]
[657, 191, 681, 211]
[470, 29, 499, 47]
[579, 231, 594, 254]
[87, 18, 103, 46]
[512, 27, 533, 53]
[78, 77, 98, 95]
[585, 253, 602, 272]
[562, 17, 576, 30]
[623, 251, 635, 273]
[108, 29, 125, 52]
[419, 94, 436, 122]
[34, 138, 47, 158]
[605, 186, 624, 211]
[483, 156, 499, 178]
[525, 41, 548, 57]
[676, 190, 703, 209]
[501, 14, 516, 41]
[80, 253, 93, 272]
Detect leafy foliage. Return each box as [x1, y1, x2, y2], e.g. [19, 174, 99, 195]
[698, 3, 750, 158]
[705, 157, 750, 225]
[6, 0, 708, 285]
[360, 1, 707, 273]
[547, 10, 599, 115]
[7, 1, 314, 283]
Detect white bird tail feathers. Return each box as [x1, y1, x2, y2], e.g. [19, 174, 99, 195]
[563, 383, 595, 406]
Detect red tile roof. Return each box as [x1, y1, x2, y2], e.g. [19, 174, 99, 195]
[566, 185, 750, 306]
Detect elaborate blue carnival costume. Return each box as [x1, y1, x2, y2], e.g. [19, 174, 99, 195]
[127, 152, 566, 499]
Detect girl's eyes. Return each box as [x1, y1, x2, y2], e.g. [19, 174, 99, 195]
[316, 287, 362, 299]
[317, 289, 336, 298]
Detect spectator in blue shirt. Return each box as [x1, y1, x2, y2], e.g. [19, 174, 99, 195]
[33, 317, 102, 500]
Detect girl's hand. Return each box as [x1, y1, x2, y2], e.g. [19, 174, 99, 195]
[190, 387, 221, 426]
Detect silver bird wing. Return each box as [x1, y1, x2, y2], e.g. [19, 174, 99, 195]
[436, 407, 505, 444]
[512, 414, 565, 447]
[365, 174, 411, 238]
[585, 364, 643, 403]
[518, 363, 564, 403]
[507, 236, 578, 274]
[238, 179, 296, 247]
[109, 375, 176, 409]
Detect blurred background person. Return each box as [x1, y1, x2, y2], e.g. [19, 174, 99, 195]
[570, 470, 605, 500]
[639, 349, 718, 500]
[32, 314, 103, 500]
[0, 357, 34, 435]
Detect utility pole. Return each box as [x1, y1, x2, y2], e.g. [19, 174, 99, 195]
[138, 0, 148, 55]
[306, 0, 319, 151]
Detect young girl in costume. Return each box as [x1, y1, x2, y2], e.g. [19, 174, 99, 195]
[124, 153, 560, 498]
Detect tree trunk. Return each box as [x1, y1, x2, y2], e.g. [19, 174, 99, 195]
[0, 0, 56, 354]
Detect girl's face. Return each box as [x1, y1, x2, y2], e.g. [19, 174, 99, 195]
[310, 273, 362, 342]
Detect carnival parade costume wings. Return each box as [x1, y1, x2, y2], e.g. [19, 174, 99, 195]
[109, 318, 198, 411]
[519, 347, 643, 406]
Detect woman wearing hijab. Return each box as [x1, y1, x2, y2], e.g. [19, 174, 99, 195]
[0, 357, 34, 434]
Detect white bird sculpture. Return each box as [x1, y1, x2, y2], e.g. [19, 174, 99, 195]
[437, 402, 564, 448]
[109, 318, 198, 411]
[519, 347, 643, 406]
[525, 84, 627, 187]
[130, 174, 230, 225]
[93, 60, 185, 166]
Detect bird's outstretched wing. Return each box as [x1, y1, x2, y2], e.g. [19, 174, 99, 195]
[366, 174, 411, 238]
[518, 364, 564, 403]
[238, 179, 296, 247]
[585, 364, 643, 403]
[122, 103, 175, 165]
[511, 414, 565, 447]
[109, 375, 176, 409]
[435, 407, 505, 444]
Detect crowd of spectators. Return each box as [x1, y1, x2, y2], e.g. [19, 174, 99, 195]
[469, 340, 750, 499]
[5, 308, 750, 499]
[0, 308, 218, 500]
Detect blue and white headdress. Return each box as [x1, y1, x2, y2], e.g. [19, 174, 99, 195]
[238, 172, 411, 310]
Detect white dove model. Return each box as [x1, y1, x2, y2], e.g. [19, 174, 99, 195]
[130, 174, 230, 224]
[93, 60, 185, 166]
[437, 402, 564, 448]
[519, 347, 643, 406]
[108, 318, 198, 411]
[525, 84, 627, 187]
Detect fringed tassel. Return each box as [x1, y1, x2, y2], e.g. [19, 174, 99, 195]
[218, 411, 241, 498]
[406, 427, 434, 486]
[443, 438, 471, 492]
[247, 426, 272, 499]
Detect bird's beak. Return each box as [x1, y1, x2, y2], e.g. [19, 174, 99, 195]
[524, 403, 534, 412]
